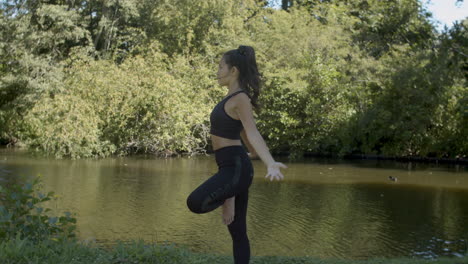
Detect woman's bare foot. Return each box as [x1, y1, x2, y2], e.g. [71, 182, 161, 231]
[222, 197, 235, 225]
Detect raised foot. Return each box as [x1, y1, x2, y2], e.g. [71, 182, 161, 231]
[222, 197, 235, 225]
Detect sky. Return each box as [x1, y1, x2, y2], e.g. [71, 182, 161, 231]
[422, 0, 468, 31]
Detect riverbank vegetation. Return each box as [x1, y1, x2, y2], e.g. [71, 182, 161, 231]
[0, 0, 466, 160]
[2, 238, 468, 264]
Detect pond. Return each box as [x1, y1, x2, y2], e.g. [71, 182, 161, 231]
[1, 147, 467, 260]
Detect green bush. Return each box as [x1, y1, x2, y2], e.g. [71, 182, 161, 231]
[336, 44, 467, 158]
[22, 93, 116, 159]
[0, 176, 76, 242]
[22, 44, 215, 159]
[241, 8, 359, 159]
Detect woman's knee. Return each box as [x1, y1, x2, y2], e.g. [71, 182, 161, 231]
[186, 192, 204, 214]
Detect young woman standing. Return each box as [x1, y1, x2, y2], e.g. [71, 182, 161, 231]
[186, 45, 287, 264]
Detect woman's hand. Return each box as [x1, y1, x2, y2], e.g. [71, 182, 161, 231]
[265, 162, 288, 181]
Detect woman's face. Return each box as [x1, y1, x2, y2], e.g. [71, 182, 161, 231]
[217, 57, 235, 86]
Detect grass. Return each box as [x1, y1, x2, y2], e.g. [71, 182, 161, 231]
[1, 238, 468, 264]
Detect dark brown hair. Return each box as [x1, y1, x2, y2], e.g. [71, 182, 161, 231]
[223, 45, 261, 111]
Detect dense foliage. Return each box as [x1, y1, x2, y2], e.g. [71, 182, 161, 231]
[0, 0, 466, 159]
[0, 176, 76, 241]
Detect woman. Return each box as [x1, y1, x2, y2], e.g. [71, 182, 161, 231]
[186, 45, 287, 264]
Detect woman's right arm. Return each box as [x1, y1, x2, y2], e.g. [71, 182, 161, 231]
[236, 94, 286, 181]
[240, 129, 259, 159]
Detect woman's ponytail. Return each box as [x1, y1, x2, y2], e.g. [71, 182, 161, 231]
[223, 45, 261, 112]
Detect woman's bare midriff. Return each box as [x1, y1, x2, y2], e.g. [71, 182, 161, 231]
[211, 134, 242, 151]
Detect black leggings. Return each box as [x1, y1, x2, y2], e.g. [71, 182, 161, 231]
[186, 145, 254, 264]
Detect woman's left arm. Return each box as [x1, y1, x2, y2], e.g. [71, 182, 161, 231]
[235, 94, 287, 181]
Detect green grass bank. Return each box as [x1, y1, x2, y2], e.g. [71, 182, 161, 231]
[1, 238, 467, 264]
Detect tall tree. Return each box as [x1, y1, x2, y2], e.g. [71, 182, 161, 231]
[289, 0, 436, 58]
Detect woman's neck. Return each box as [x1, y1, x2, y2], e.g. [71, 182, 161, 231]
[227, 81, 242, 95]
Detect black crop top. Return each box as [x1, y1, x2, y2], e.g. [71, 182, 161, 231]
[210, 90, 246, 140]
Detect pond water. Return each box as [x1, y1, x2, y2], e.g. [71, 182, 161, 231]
[1, 147, 467, 260]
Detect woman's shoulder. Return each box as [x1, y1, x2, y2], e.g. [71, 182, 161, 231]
[233, 91, 251, 102]
[231, 92, 252, 110]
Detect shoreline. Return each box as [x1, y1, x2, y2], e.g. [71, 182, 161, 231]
[1, 145, 467, 165]
[206, 148, 468, 165]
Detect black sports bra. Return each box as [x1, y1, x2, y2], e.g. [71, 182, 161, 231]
[209, 90, 247, 140]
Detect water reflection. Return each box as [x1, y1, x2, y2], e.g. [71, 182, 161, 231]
[0, 148, 467, 259]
